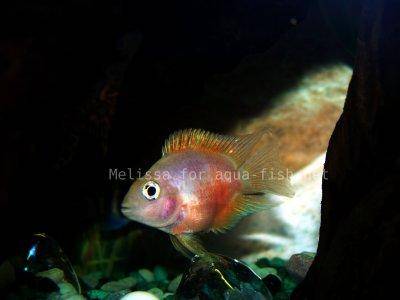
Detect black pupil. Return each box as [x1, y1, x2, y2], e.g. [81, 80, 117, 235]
[147, 186, 156, 197]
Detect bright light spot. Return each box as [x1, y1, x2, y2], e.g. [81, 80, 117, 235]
[27, 244, 37, 260]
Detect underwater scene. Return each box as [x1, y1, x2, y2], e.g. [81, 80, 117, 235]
[1, 0, 399, 299]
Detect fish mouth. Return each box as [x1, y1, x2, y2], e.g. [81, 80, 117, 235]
[120, 203, 180, 231]
[120, 206, 174, 229]
[120, 206, 133, 217]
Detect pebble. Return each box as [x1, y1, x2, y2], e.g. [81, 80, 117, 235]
[63, 295, 86, 300]
[100, 276, 137, 292]
[283, 277, 297, 293]
[147, 287, 164, 298]
[87, 289, 108, 299]
[118, 277, 137, 289]
[58, 282, 80, 298]
[162, 292, 174, 299]
[101, 281, 126, 292]
[120, 291, 159, 300]
[81, 271, 104, 289]
[105, 289, 131, 300]
[255, 258, 271, 268]
[138, 269, 155, 282]
[270, 258, 286, 268]
[167, 274, 182, 292]
[285, 252, 314, 281]
[36, 267, 65, 284]
[153, 266, 168, 282]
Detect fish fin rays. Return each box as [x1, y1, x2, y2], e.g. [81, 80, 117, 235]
[170, 234, 208, 258]
[165, 128, 294, 235]
[239, 134, 295, 197]
[211, 194, 278, 233]
[162, 129, 263, 167]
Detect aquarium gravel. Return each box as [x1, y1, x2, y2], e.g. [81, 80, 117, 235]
[81, 255, 303, 299]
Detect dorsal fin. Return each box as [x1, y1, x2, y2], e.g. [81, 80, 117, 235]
[162, 129, 262, 167]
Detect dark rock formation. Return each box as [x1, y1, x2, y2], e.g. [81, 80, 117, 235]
[293, 0, 400, 298]
[176, 255, 272, 300]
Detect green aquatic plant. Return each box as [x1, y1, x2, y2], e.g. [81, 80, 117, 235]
[76, 225, 141, 278]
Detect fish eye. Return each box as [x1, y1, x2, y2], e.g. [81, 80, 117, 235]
[142, 181, 160, 200]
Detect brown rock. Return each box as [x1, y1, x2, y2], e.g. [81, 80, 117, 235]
[293, 0, 400, 298]
[203, 65, 351, 259]
[285, 252, 314, 281]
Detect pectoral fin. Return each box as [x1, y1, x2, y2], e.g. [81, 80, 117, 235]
[211, 193, 279, 233]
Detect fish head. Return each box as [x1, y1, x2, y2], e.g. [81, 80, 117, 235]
[121, 165, 182, 232]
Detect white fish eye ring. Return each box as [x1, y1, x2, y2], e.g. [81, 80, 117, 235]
[142, 181, 160, 200]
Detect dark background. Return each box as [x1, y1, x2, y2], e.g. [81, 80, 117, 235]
[0, 0, 360, 268]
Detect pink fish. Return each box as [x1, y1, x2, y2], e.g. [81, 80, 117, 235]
[122, 129, 294, 257]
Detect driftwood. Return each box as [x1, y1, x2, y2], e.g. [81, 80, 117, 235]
[293, 0, 400, 298]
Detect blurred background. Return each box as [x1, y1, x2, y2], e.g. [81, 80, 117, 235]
[0, 0, 362, 297]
